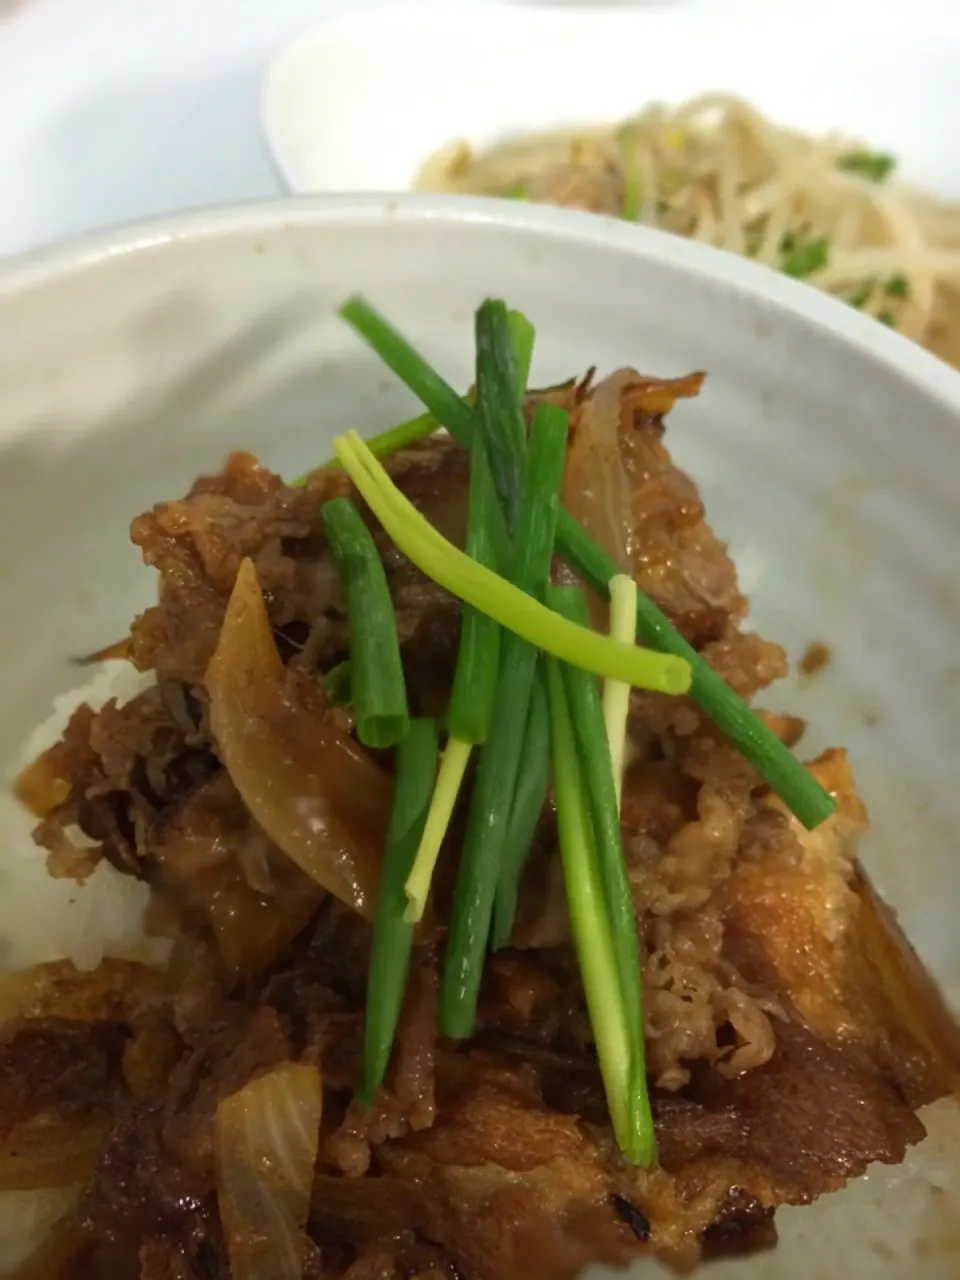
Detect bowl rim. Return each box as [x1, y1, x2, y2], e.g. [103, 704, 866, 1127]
[3, 190, 960, 420]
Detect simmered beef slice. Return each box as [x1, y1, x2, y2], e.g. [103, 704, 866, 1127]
[129, 441, 467, 689]
[24, 687, 216, 880]
[0, 1017, 128, 1133]
[81, 1004, 293, 1247]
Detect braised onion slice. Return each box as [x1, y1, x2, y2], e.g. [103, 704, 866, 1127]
[206, 559, 392, 916]
[0, 1118, 107, 1191]
[215, 1062, 322, 1280]
[6, 1203, 86, 1280]
[562, 370, 639, 576]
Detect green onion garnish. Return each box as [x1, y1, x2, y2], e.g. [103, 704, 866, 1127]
[838, 150, 896, 183]
[555, 509, 833, 827]
[885, 274, 909, 299]
[602, 574, 638, 812]
[781, 232, 829, 279]
[360, 717, 438, 1105]
[323, 658, 352, 708]
[441, 402, 570, 1038]
[549, 584, 655, 1165]
[492, 664, 551, 949]
[403, 314, 535, 923]
[402, 449, 501, 923]
[321, 497, 410, 748]
[403, 737, 472, 923]
[475, 299, 529, 529]
[295, 304, 535, 483]
[545, 655, 637, 1159]
[848, 274, 908, 313]
[334, 297, 834, 830]
[334, 430, 690, 693]
[338, 297, 534, 455]
[446, 453, 504, 744]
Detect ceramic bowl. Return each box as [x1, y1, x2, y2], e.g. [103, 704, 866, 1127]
[0, 193, 958, 1276]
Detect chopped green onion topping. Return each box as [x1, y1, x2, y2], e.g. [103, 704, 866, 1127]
[338, 297, 534, 455]
[323, 658, 352, 708]
[781, 232, 829, 279]
[885, 274, 909, 299]
[403, 312, 536, 922]
[321, 497, 409, 749]
[446, 448, 503, 745]
[504, 181, 529, 200]
[838, 150, 896, 183]
[442, 403, 570, 1037]
[549, 585, 655, 1165]
[492, 664, 551, 949]
[403, 445, 501, 925]
[555, 509, 835, 828]
[335, 295, 834, 830]
[403, 737, 472, 923]
[339, 297, 475, 443]
[334, 431, 691, 694]
[476, 299, 529, 531]
[848, 274, 909, 314]
[545, 656, 637, 1160]
[602, 574, 638, 812]
[360, 718, 438, 1105]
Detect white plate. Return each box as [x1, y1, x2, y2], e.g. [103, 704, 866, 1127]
[1, 194, 959, 1274]
[262, 1, 960, 200]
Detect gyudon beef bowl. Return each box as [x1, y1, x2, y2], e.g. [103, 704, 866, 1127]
[0, 195, 958, 1280]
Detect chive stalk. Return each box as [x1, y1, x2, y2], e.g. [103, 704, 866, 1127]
[402, 452, 501, 924]
[360, 717, 438, 1105]
[403, 737, 472, 922]
[603, 574, 638, 811]
[549, 585, 655, 1165]
[553, 510, 833, 827]
[293, 407, 439, 484]
[491, 664, 551, 949]
[335, 297, 834, 829]
[545, 657, 636, 1159]
[446, 449, 503, 744]
[475, 300, 529, 529]
[297, 308, 535, 481]
[322, 658, 352, 708]
[334, 431, 690, 694]
[441, 403, 570, 1038]
[337, 297, 534, 456]
[321, 498, 409, 748]
[402, 315, 534, 922]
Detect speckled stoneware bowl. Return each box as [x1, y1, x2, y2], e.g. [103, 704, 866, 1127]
[0, 194, 958, 1277]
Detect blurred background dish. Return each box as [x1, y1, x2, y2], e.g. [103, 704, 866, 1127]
[263, 2, 960, 363]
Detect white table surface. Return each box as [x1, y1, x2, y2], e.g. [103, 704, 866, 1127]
[1, 0, 955, 261]
[0, 0, 483, 259]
